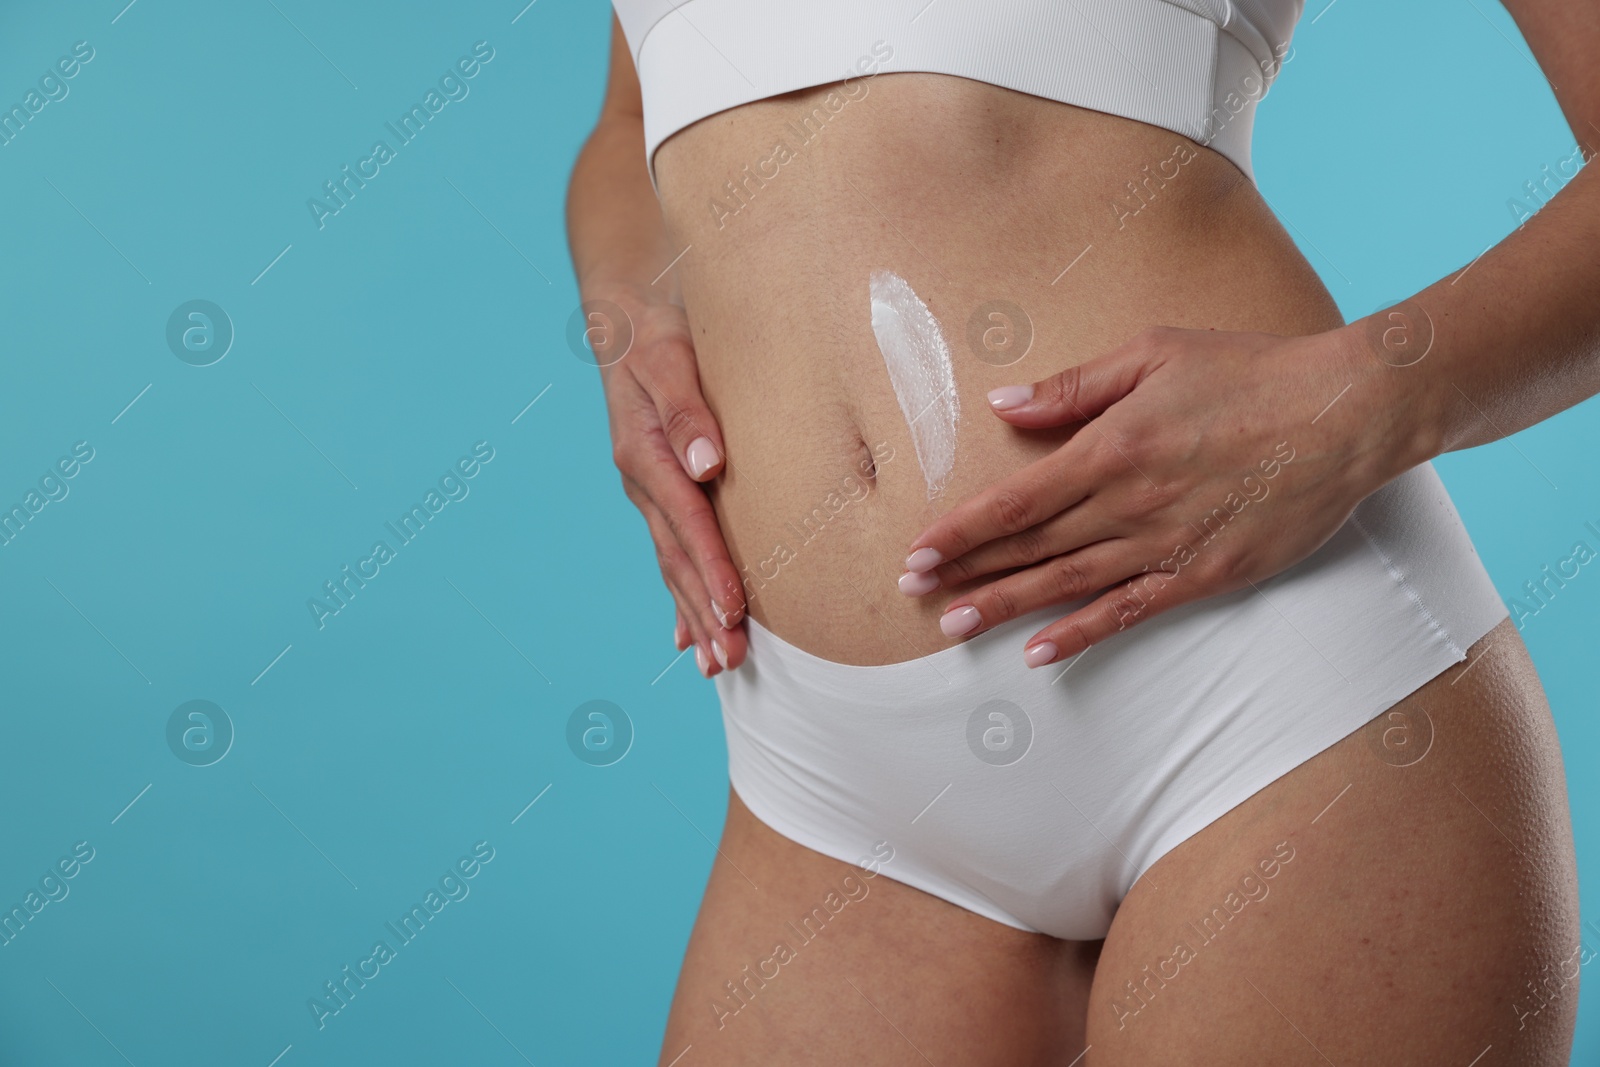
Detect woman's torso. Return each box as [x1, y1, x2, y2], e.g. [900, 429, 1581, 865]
[653, 73, 1343, 664]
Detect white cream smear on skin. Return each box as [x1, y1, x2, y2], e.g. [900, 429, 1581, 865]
[868, 270, 959, 499]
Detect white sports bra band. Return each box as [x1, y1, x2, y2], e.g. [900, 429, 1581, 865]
[610, 0, 1305, 194]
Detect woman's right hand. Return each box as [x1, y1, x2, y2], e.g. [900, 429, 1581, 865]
[589, 281, 746, 676]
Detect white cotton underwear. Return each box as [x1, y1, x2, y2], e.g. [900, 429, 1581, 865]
[714, 461, 1508, 939]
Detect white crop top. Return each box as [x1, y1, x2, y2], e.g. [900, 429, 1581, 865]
[610, 0, 1303, 192]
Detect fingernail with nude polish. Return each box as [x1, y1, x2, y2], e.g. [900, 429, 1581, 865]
[1024, 641, 1059, 668]
[905, 547, 943, 572]
[695, 644, 712, 676]
[988, 385, 1034, 411]
[940, 605, 982, 638]
[898, 570, 940, 597]
[711, 599, 734, 629]
[686, 436, 719, 479]
[712, 639, 730, 670]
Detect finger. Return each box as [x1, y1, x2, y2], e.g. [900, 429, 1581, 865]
[640, 499, 748, 671]
[984, 333, 1156, 428]
[902, 506, 1118, 595]
[709, 608, 747, 669]
[1020, 560, 1224, 666]
[674, 610, 689, 652]
[660, 565, 721, 677]
[617, 426, 747, 632]
[667, 572, 748, 672]
[905, 447, 1102, 573]
[633, 492, 716, 651]
[931, 540, 1135, 641]
[636, 453, 747, 628]
[640, 500, 722, 667]
[633, 345, 728, 483]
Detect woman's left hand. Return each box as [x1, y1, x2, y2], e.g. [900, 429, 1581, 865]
[900, 323, 1429, 667]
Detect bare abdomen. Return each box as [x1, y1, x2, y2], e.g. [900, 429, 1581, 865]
[652, 72, 1344, 664]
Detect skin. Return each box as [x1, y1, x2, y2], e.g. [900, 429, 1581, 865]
[566, 20, 746, 677]
[900, 0, 1600, 665]
[565, 3, 1588, 1061]
[659, 623, 1577, 1065]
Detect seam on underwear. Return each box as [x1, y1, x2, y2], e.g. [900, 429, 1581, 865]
[631, 0, 695, 70]
[1348, 511, 1466, 661]
[1208, 20, 1221, 143]
[1148, 0, 1233, 32]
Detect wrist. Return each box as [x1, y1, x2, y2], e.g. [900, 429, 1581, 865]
[1326, 311, 1447, 485]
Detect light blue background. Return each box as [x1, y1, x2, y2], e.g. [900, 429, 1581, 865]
[0, 0, 1592, 1063]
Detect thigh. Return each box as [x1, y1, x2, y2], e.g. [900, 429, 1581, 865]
[1084, 619, 1581, 1065]
[658, 788, 1100, 1066]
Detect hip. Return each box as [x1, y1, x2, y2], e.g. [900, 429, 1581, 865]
[713, 460, 1512, 937]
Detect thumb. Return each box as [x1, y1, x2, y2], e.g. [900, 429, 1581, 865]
[985, 343, 1151, 428]
[636, 343, 726, 482]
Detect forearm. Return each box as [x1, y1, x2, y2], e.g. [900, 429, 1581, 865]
[565, 113, 678, 300]
[1336, 145, 1600, 471]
